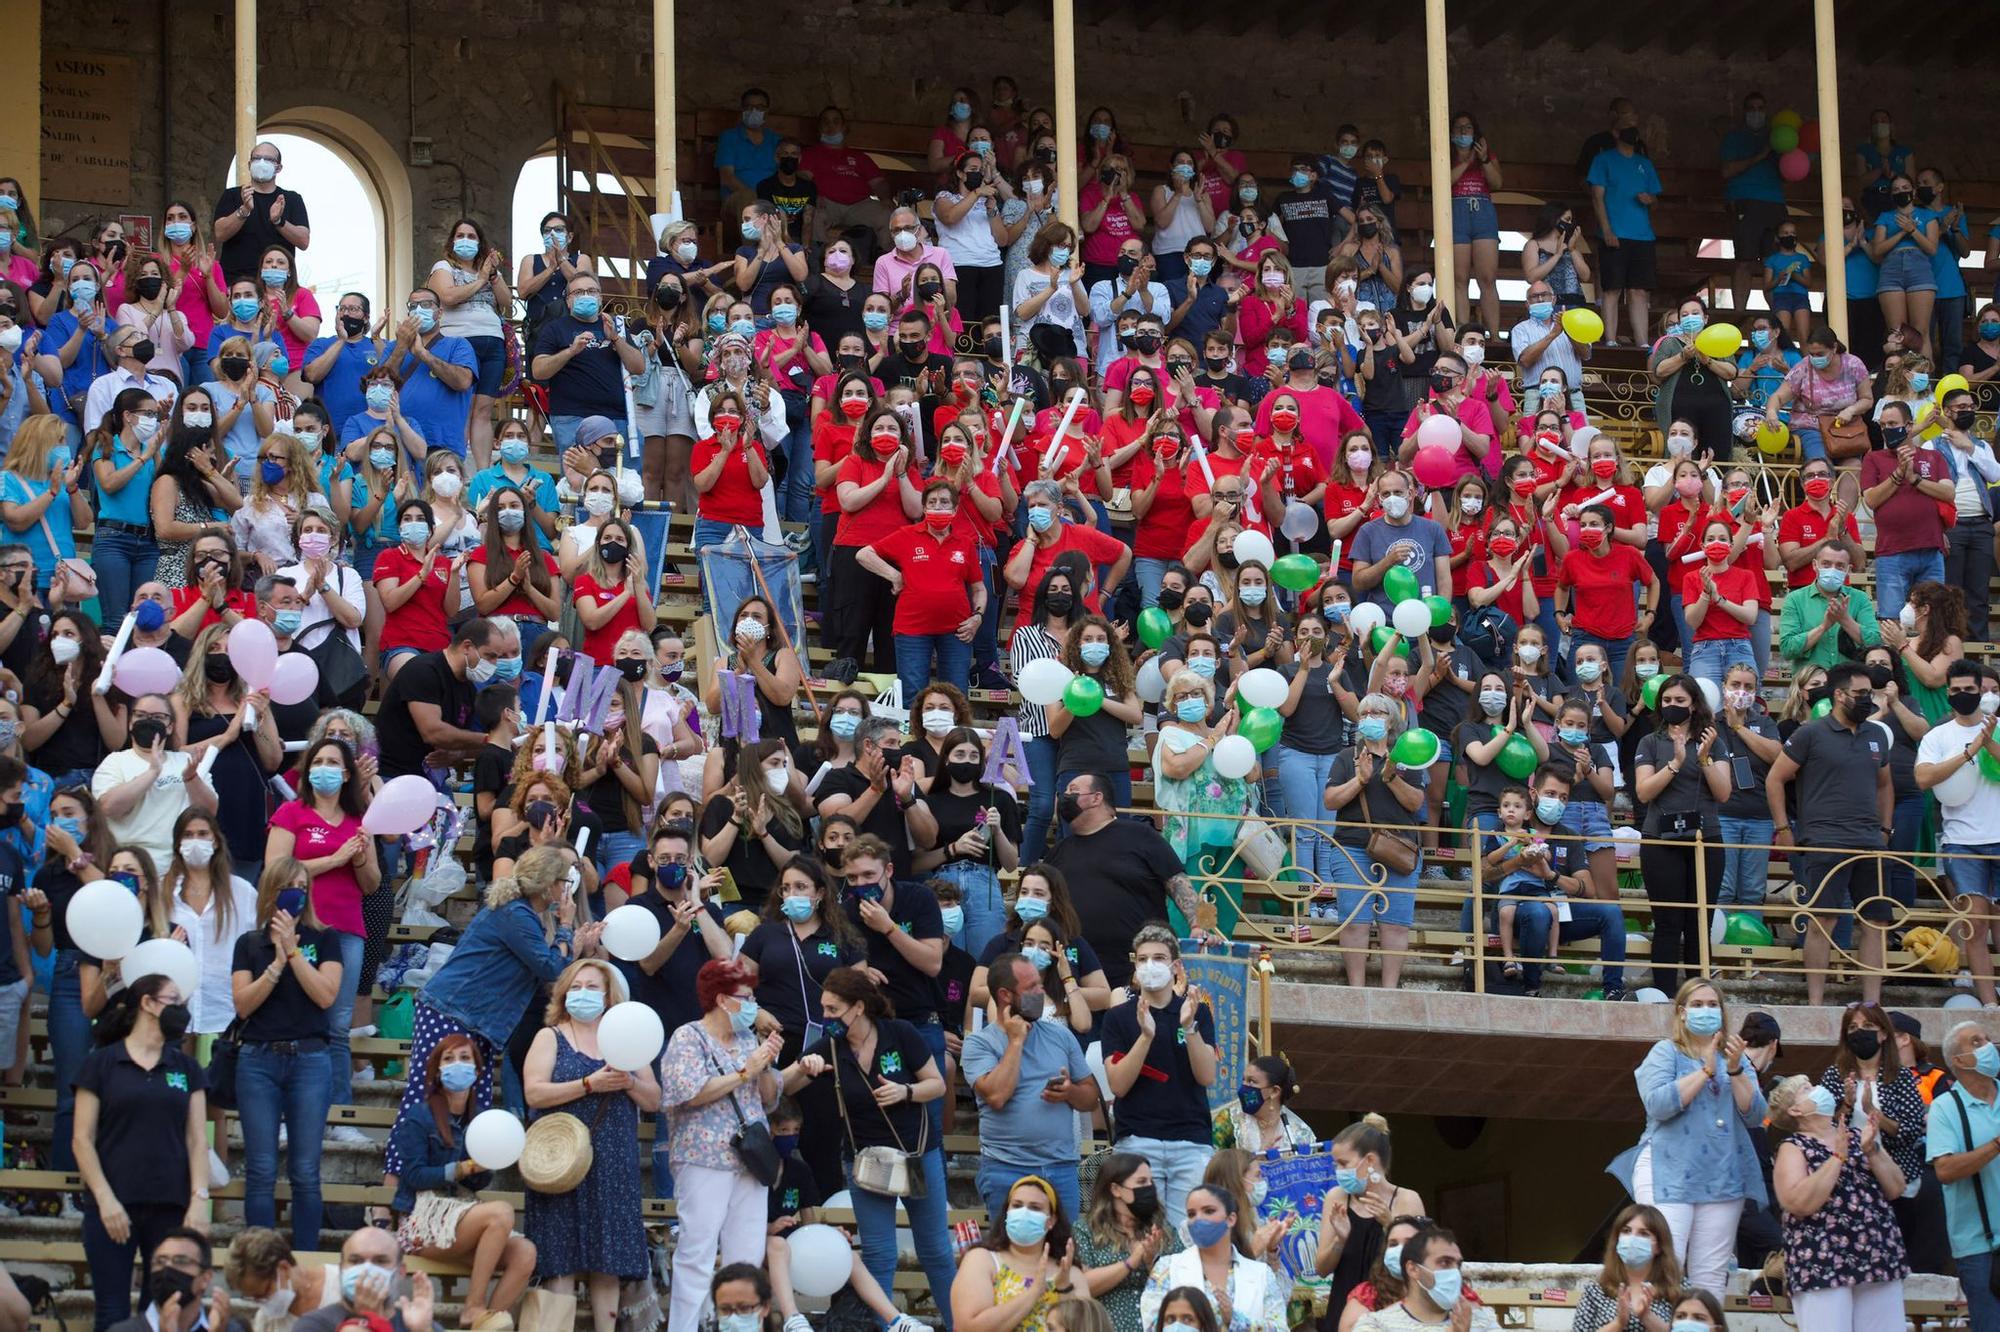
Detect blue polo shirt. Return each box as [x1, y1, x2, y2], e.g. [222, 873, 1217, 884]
[1587, 148, 1663, 242]
[715, 125, 778, 192]
[303, 335, 387, 430]
[530, 314, 627, 417]
[1929, 1082, 2000, 1259]
[201, 377, 276, 466]
[1172, 280, 1232, 350]
[96, 438, 156, 526]
[203, 319, 264, 362]
[1720, 129, 1785, 203]
[1925, 208, 1971, 300]
[38, 310, 114, 427]
[391, 335, 477, 456]
[959, 1019, 1093, 1172]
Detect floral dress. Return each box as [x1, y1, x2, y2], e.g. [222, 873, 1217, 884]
[990, 1257, 1060, 1332]
[1780, 1127, 1909, 1294]
[525, 1029, 649, 1280]
[1153, 725, 1252, 937]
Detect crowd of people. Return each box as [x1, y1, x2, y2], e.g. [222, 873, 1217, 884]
[0, 67, 1996, 1332]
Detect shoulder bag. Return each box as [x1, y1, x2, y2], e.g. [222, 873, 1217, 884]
[1817, 413, 1870, 462]
[701, 1032, 783, 1187]
[36, 510, 95, 600]
[1947, 1087, 2000, 1297]
[832, 1037, 929, 1198]
[205, 1018, 245, 1111]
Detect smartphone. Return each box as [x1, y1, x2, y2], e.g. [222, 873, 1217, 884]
[1730, 755, 1756, 791]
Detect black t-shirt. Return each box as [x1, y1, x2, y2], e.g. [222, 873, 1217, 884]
[732, 244, 806, 315]
[35, 858, 84, 953]
[1101, 992, 1216, 1144]
[73, 1041, 206, 1207]
[1054, 688, 1131, 778]
[769, 1153, 821, 1223]
[1326, 746, 1428, 848]
[1043, 819, 1187, 988]
[815, 765, 913, 877]
[882, 350, 953, 396]
[583, 733, 660, 838]
[1273, 185, 1341, 266]
[376, 650, 475, 780]
[231, 925, 334, 1043]
[843, 880, 944, 1021]
[1634, 731, 1723, 839]
[741, 919, 862, 1035]
[805, 1016, 933, 1149]
[471, 742, 513, 881]
[186, 711, 272, 865]
[1360, 341, 1404, 413]
[212, 185, 310, 283]
[0, 842, 22, 986]
[1417, 643, 1479, 738]
[1453, 720, 1513, 816]
[936, 943, 975, 1036]
[926, 785, 1023, 862]
[1393, 302, 1455, 388]
[25, 673, 108, 776]
[755, 175, 820, 243]
[698, 793, 806, 912]
[270, 646, 322, 743]
[1195, 370, 1252, 406]
[622, 890, 732, 1034]
[1277, 659, 1344, 754]
[1718, 711, 1783, 820]
[802, 275, 867, 348]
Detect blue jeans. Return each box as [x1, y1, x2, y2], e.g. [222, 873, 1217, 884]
[849, 1147, 957, 1329]
[1957, 1247, 2000, 1332]
[181, 347, 211, 390]
[237, 1041, 333, 1250]
[1021, 735, 1059, 863]
[549, 414, 588, 450]
[1458, 811, 1504, 935]
[693, 516, 746, 550]
[1272, 745, 1340, 884]
[1573, 631, 1631, 685]
[932, 860, 1005, 960]
[1794, 424, 1826, 463]
[972, 545, 1002, 675]
[90, 527, 158, 622]
[976, 1159, 1080, 1224]
[83, 1201, 184, 1331]
[323, 928, 366, 1109]
[780, 392, 815, 525]
[49, 951, 90, 1171]
[1514, 897, 1627, 992]
[1874, 549, 1945, 620]
[895, 632, 971, 709]
[598, 829, 645, 877]
[1945, 841, 2000, 900]
[1750, 607, 1772, 684]
[1667, 593, 1693, 664]
[1118, 1134, 1216, 1234]
[1134, 557, 1171, 610]
[1687, 638, 1755, 691]
[1717, 815, 1774, 907]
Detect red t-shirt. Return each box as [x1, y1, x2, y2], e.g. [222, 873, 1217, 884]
[1011, 523, 1127, 628]
[1325, 481, 1377, 570]
[1016, 434, 1102, 497]
[956, 468, 1004, 549]
[1249, 438, 1327, 507]
[799, 143, 879, 206]
[1558, 544, 1655, 639]
[1730, 523, 1773, 609]
[1656, 499, 1721, 562]
[870, 523, 984, 634]
[372, 546, 451, 652]
[1099, 411, 1153, 489]
[834, 453, 918, 547]
[1130, 449, 1197, 560]
[1682, 563, 1763, 641]
[473, 544, 561, 619]
[815, 417, 857, 515]
[691, 433, 770, 525]
[1502, 501, 1559, 597]
[1777, 501, 1863, 588]
[1862, 445, 1950, 556]
[169, 586, 259, 635]
[573, 571, 641, 662]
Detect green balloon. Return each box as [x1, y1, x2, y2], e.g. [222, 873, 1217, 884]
[1271, 553, 1321, 593]
[1980, 750, 2000, 783]
[1582, 988, 1606, 1002]
[1721, 911, 1776, 947]
[1495, 728, 1537, 780]
[1641, 674, 1666, 709]
[1382, 566, 1421, 606]
[1137, 607, 1173, 650]
[1370, 625, 1409, 658]
[1391, 726, 1441, 768]
[1062, 675, 1104, 717]
[1240, 706, 1283, 753]
[1423, 594, 1453, 629]
[1769, 124, 1799, 153]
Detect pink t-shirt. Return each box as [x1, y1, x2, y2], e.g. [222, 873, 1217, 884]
[1199, 150, 1249, 217]
[271, 801, 368, 937]
[168, 253, 223, 347]
[1078, 181, 1139, 267]
[2, 256, 36, 298]
[268, 287, 322, 367]
[872, 245, 957, 304]
[752, 327, 828, 394]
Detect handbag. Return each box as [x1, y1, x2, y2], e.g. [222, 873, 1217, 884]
[1366, 828, 1420, 876]
[702, 1035, 782, 1186]
[1234, 816, 1289, 881]
[37, 512, 95, 600]
[301, 617, 368, 705]
[1817, 413, 1870, 462]
[516, 1287, 581, 1332]
[832, 1040, 928, 1199]
[1947, 1087, 2000, 1298]
[205, 1019, 245, 1111]
[520, 1088, 611, 1195]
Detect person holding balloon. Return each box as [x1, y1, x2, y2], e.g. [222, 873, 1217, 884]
[1049, 614, 1142, 813]
[1322, 690, 1429, 988]
[1915, 659, 2000, 1008]
[1649, 299, 1742, 460]
[1215, 560, 1291, 675]
[1152, 667, 1252, 941]
[1398, 352, 1494, 487]
[523, 956, 661, 1332]
[1450, 675, 1549, 926]
[173, 624, 281, 887]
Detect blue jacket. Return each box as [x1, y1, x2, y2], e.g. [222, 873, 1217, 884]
[1608, 1038, 1768, 1206]
[388, 1105, 493, 1214]
[418, 899, 572, 1044]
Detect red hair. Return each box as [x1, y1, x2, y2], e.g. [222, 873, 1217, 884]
[696, 959, 753, 1013]
[424, 1033, 482, 1146]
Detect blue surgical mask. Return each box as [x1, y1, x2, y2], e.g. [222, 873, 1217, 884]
[1817, 567, 1847, 593]
[950, 101, 973, 121]
[1615, 1234, 1654, 1266]
[1382, 1244, 1403, 1276]
[1049, 246, 1073, 267]
[366, 383, 394, 411]
[1810, 353, 1831, 370]
[829, 712, 862, 740]
[1189, 258, 1213, 278]
[53, 815, 83, 841]
[273, 609, 304, 637]
[1750, 328, 1772, 350]
[1528, 301, 1554, 321]
[1187, 656, 1217, 679]
[308, 765, 344, 794]
[69, 280, 98, 306]
[1240, 585, 1267, 607]
[1910, 372, 1931, 393]
[1976, 1043, 2000, 1079]
[939, 905, 965, 935]
[498, 508, 526, 533]
[58, 256, 74, 277]
[1806, 1085, 1839, 1118]
[1335, 1166, 1366, 1195]
[47, 447, 71, 471]
[719, 1315, 761, 1332]
[400, 520, 431, 546]
[1557, 726, 1589, 747]
[1679, 313, 1705, 336]
[1187, 1217, 1232, 1249]
[1670, 1324, 1709, 1332]
[1015, 896, 1050, 923]
[771, 304, 799, 325]
[452, 238, 479, 261]
[571, 294, 601, 320]
[863, 311, 890, 332]
[1636, 662, 1660, 680]
[731, 318, 757, 340]
[728, 995, 760, 1033]
[708, 312, 730, 333]
[493, 654, 522, 681]
[1452, 134, 1475, 149]
[1289, 171, 1309, 189]
[1172, 163, 1196, 181]
[340, 1265, 383, 1304]
[741, 221, 763, 242]
[1021, 944, 1052, 972]
[565, 988, 607, 1021]
[1027, 506, 1054, 532]
[260, 268, 290, 288]
[231, 297, 259, 322]
[1684, 1005, 1724, 1035]
[1080, 641, 1111, 667]
[439, 1062, 478, 1093]
[1478, 690, 1506, 716]
[1423, 1268, 1462, 1310]
[1089, 123, 1113, 142]
[410, 307, 436, 333]
[1537, 795, 1568, 824]
[1006, 1207, 1049, 1244]
[164, 222, 194, 245]
[1357, 717, 1388, 743]
[369, 447, 396, 471]
[1175, 697, 1208, 723]
[1575, 659, 1603, 683]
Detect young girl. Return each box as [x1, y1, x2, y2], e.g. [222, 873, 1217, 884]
[1764, 221, 1815, 346]
[1482, 786, 1536, 978]
[1547, 692, 1619, 900]
[1218, 560, 1291, 674]
[1440, 473, 1490, 585]
[1323, 431, 1382, 580]
[1510, 621, 1562, 724]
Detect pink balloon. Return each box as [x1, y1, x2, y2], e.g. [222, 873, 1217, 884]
[228, 619, 279, 690]
[113, 646, 183, 698]
[1415, 414, 1460, 451]
[363, 774, 441, 836]
[269, 654, 319, 706]
[1778, 149, 1811, 183]
[1411, 445, 1458, 489]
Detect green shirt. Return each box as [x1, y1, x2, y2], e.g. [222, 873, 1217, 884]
[1777, 581, 1880, 671]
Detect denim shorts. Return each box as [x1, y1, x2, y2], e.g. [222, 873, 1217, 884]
[465, 334, 508, 396]
[1452, 195, 1500, 244]
[1944, 842, 2000, 901]
[1877, 246, 1938, 293]
[1768, 288, 1812, 314]
[1330, 842, 1420, 927]
[1561, 798, 1615, 853]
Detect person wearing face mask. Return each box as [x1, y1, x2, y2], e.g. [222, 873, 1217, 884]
[1868, 174, 1942, 360]
[1101, 926, 1218, 1232]
[800, 106, 895, 251]
[1584, 109, 1663, 350]
[1506, 277, 1588, 407]
[300, 290, 383, 431]
[857, 476, 987, 703]
[1733, 314, 1802, 418]
[0, 413, 89, 600]
[1571, 1203, 1681, 1332]
[1630, 674, 1730, 992]
[77, 385, 167, 618]
[86, 312, 183, 434]
[1006, 477, 1130, 631]
[1349, 470, 1452, 613]
[374, 616, 511, 781]
[910, 725, 1021, 954]
[1777, 455, 1867, 593]
[1860, 399, 1953, 620]
[1767, 1071, 1910, 1330]
[92, 691, 221, 877]
[1930, 386, 2000, 638]
[71, 973, 211, 1331]
[374, 498, 462, 678]
[1927, 1022, 2000, 1330]
[697, 738, 805, 912]
[872, 205, 960, 318]
[464, 483, 560, 657]
[233, 431, 315, 577]
[1138, 1182, 1290, 1332]
[528, 277, 647, 453]
[1609, 980, 1768, 1301]
[226, 1226, 345, 1332]
[1151, 669, 1252, 938]
[1763, 323, 1873, 467]
[385, 287, 476, 458]
[1010, 562, 1085, 858]
[1916, 661, 2000, 1008]
[1650, 298, 1740, 459]
[421, 219, 511, 470]
[1774, 546, 1880, 685]
[933, 149, 1021, 324]
[952, 1173, 1088, 1332]
[33, 252, 121, 423]
[289, 1223, 444, 1332]
[1817, 1004, 1946, 1273]
[211, 140, 310, 284]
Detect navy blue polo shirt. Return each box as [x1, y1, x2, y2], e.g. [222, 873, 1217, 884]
[302, 335, 386, 429]
[73, 1041, 206, 1207]
[1173, 281, 1231, 350]
[531, 314, 628, 417]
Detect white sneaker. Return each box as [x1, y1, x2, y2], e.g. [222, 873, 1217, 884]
[784, 1316, 813, 1332]
[207, 1149, 230, 1190]
[889, 1317, 927, 1332]
[327, 1125, 373, 1146]
[350, 1064, 380, 1086]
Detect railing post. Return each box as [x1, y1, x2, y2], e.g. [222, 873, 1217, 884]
[1695, 831, 1713, 977]
[1470, 822, 1486, 994]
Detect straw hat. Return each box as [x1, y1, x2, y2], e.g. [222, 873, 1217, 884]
[519, 1112, 593, 1193]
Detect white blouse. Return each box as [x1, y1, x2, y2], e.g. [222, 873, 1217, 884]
[168, 875, 260, 1034]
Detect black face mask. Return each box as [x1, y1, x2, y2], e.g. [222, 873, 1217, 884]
[1658, 703, 1691, 727]
[341, 314, 368, 337]
[1037, 146, 1059, 164]
[1056, 792, 1085, 824]
[945, 759, 982, 785]
[1844, 1028, 1882, 1060]
[1883, 425, 1909, 447]
[898, 340, 929, 360]
[1916, 186, 1939, 206]
[1778, 236, 1799, 251]
[600, 542, 629, 565]
[1357, 222, 1379, 241]
[1117, 255, 1140, 278]
[1099, 168, 1118, 186]
[1184, 601, 1213, 628]
[916, 281, 944, 302]
[616, 658, 648, 682]
[983, 336, 1004, 360]
[778, 157, 801, 174]
[128, 339, 155, 365]
[1430, 372, 1456, 395]
[1050, 378, 1073, 398]
[130, 718, 170, 751]
[1157, 586, 1185, 612]
[1043, 592, 1074, 618]
[218, 356, 251, 381]
[1951, 689, 1982, 716]
[655, 285, 683, 308]
[1891, 191, 1914, 208]
[1867, 663, 1894, 690]
[1217, 549, 1242, 572]
[203, 655, 236, 685]
[134, 275, 165, 301]
[156, 1001, 192, 1042]
[1205, 355, 1229, 372]
[1132, 333, 1162, 355]
[1127, 1182, 1160, 1218]
[1954, 409, 1979, 431]
[1428, 624, 1455, 644]
[1843, 210, 1860, 226]
[838, 353, 866, 371]
[1211, 132, 1232, 149]
[1617, 127, 1642, 145]
[963, 170, 984, 189]
[147, 1264, 197, 1313]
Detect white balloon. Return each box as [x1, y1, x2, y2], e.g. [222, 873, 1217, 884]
[465, 1109, 526, 1170]
[1416, 415, 1460, 450]
[1391, 598, 1432, 639]
[787, 1223, 855, 1297]
[1231, 530, 1276, 569]
[1935, 762, 1982, 809]
[821, 1190, 854, 1211]
[1280, 501, 1320, 542]
[124, 938, 198, 1000]
[597, 1001, 665, 1071]
[1347, 602, 1386, 639]
[601, 905, 664, 962]
[65, 880, 144, 960]
[1945, 993, 1985, 1011]
[1696, 677, 1721, 713]
[1634, 987, 1670, 1004]
[1212, 734, 1257, 780]
[1135, 657, 1166, 704]
[1017, 657, 1074, 707]
[1237, 668, 1288, 710]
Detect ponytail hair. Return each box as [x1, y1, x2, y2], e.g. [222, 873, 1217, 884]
[94, 972, 175, 1047]
[1333, 1111, 1393, 1173]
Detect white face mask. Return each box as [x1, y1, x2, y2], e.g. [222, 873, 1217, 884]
[431, 472, 463, 499]
[1460, 495, 1483, 515]
[1666, 433, 1695, 455]
[0, 326, 20, 353]
[258, 1288, 296, 1319]
[1410, 283, 1435, 305]
[1518, 643, 1543, 664]
[1134, 959, 1174, 993]
[765, 766, 790, 795]
[1461, 344, 1485, 366]
[921, 708, 954, 736]
[180, 838, 215, 868]
[583, 491, 614, 517]
[49, 636, 80, 665]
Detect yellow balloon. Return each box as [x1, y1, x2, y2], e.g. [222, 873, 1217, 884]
[1694, 322, 1742, 359]
[1755, 420, 1790, 455]
[1772, 109, 1803, 130]
[1937, 372, 1970, 406]
[1561, 307, 1604, 344]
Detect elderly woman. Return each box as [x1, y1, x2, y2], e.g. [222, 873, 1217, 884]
[1769, 1072, 1908, 1331]
[1323, 691, 1428, 990]
[1153, 666, 1250, 941]
[525, 957, 662, 1332]
[1611, 977, 1768, 1297]
[1140, 1183, 1289, 1332]
[658, 959, 785, 1332]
